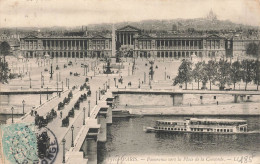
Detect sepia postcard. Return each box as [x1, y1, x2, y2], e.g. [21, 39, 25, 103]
[0, 0, 259, 163]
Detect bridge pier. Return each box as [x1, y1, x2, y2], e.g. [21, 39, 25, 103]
[79, 118, 100, 164]
[107, 107, 112, 124]
[86, 136, 98, 164]
[97, 108, 108, 142]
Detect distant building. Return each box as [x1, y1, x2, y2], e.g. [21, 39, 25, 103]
[20, 33, 113, 58]
[207, 9, 217, 21]
[20, 25, 260, 60]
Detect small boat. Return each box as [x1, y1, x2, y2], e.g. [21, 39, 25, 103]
[143, 126, 155, 133]
[146, 118, 249, 134]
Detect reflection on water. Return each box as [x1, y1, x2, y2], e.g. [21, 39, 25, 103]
[98, 116, 260, 164]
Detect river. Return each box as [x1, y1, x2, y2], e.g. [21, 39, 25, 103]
[97, 116, 260, 164]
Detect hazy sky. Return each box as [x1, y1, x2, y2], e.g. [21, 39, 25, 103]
[0, 0, 259, 27]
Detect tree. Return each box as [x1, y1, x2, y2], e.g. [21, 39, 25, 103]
[0, 57, 10, 83]
[253, 60, 260, 90]
[216, 59, 231, 90]
[246, 42, 259, 57]
[173, 59, 192, 89]
[192, 61, 206, 90]
[0, 41, 11, 62]
[241, 60, 255, 90]
[230, 61, 242, 90]
[205, 60, 218, 90]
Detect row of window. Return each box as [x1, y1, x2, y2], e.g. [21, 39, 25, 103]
[157, 122, 186, 126]
[190, 128, 233, 133]
[157, 127, 187, 131]
[157, 126, 235, 133]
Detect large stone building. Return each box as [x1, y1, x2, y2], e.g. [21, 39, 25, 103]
[20, 25, 260, 59]
[116, 26, 226, 59]
[20, 34, 113, 59]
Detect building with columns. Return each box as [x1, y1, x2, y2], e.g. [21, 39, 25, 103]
[116, 25, 141, 47]
[116, 26, 226, 59]
[20, 34, 113, 59]
[20, 25, 260, 60]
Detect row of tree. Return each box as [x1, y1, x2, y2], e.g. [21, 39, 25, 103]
[0, 41, 11, 84]
[173, 59, 260, 90]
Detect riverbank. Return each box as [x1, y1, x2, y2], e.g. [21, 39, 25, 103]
[117, 102, 260, 116]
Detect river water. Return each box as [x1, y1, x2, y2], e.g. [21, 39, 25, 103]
[98, 116, 260, 164]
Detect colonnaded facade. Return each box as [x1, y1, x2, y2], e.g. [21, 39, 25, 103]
[20, 34, 112, 58]
[20, 25, 260, 59]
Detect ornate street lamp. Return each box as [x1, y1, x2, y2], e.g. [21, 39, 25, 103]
[114, 78, 116, 87]
[29, 78, 32, 88]
[71, 125, 74, 147]
[62, 138, 66, 163]
[40, 90, 42, 105]
[47, 87, 49, 100]
[22, 100, 25, 115]
[99, 87, 100, 100]
[96, 91, 98, 105]
[88, 100, 90, 117]
[83, 107, 86, 125]
[11, 107, 14, 123]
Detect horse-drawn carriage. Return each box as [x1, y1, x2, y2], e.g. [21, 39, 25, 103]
[35, 115, 48, 128]
[100, 89, 106, 95]
[58, 102, 64, 110]
[63, 97, 70, 105]
[68, 108, 75, 118]
[83, 93, 87, 100]
[62, 116, 69, 127]
[87, 90, 91, 96]
[37, 131, 50, 159]
[118, 78, 123, 84]
[74, 101, 80, 110]
[45, 109, 57, 122]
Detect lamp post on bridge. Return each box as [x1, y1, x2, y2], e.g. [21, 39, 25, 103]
[11, 107, 14, 123]
[114, 78, 116, 87]
[83, 107, 86, 125]
[41, 72, 43, 88]
[47, 87, 49, 100]
[29, 78, 32, 89]
[22, 100, 25, 115]
[99, 87, 101, 100]
[62, 138, 66, 163]
[88, 100, 90, 117]
[71, 125, 74, 147]
[40, 90, 42, 105]
[96, 91, 98, 105]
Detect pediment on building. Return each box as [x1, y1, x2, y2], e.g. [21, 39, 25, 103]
[117, 25, 141, 32]
[91, 35, 106, 39]
[207, 34, 223, 39]
[23, 35, 38, 39]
